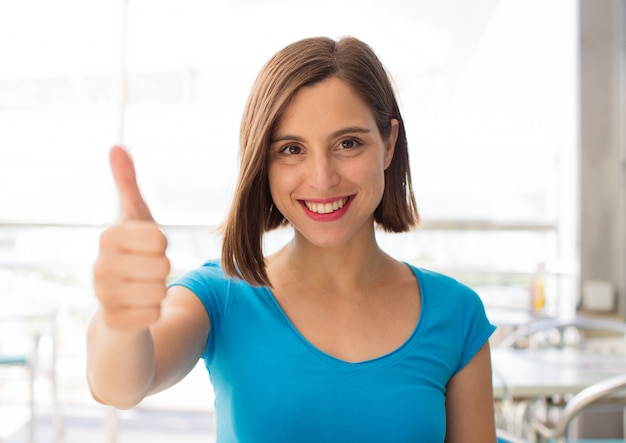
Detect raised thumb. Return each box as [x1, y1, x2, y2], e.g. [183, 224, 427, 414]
[109, 146, 154, 221]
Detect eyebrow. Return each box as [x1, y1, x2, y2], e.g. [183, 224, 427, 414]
[270, 126, 373, 144]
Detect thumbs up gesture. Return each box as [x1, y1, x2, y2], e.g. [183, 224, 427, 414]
[93, 146, 171, 331]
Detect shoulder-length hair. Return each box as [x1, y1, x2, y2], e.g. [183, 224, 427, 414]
[221, 36, 419, 286]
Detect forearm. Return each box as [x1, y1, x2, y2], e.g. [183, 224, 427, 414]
[86, 309, 156, 409]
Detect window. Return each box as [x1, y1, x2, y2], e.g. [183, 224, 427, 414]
[0, 0, 577, 317]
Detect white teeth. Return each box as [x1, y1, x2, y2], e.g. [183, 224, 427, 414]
[305, 198, 348, 214]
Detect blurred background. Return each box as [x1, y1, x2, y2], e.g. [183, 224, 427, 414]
[0, 0, 623, 441]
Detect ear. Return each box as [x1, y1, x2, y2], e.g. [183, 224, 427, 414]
[383, 118, 399, 170]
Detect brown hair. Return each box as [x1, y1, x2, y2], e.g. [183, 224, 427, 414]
[221, 36, 419, 286]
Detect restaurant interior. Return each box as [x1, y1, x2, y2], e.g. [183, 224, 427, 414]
[1, 0, 625, 442]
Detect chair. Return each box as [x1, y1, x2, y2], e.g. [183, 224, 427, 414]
[497, 427, 532, 442]
[0, 351, 35, 442]
[0, 306, 61, 443]
[529, 372, 626, 442]
[495, 317, 626, 439]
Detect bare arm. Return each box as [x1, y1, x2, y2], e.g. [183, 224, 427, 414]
[149, 286, 209, 395]
[87, 286, 209, 409]
[444, 342, 497, 443]
[86, 146, 209, 409]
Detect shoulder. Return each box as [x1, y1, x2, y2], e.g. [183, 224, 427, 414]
[406, 263, 478, 300]
[406, 263, 489, 324]
[169, 259, 263, 323]
[406, 264, 495, 372]
[172, 259, 231, 288]
[169, 259, 258, 305]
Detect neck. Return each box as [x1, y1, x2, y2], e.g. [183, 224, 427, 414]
[267, 230, 395, 295]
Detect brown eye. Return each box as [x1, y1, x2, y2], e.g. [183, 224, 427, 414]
[338, 138, 361, 150]
[281, 145, 302, 155]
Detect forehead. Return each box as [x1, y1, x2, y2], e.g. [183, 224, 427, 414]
[274, 77, 377, 135]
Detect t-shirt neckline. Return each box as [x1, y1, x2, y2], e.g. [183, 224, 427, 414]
[262, 263, 427, 374]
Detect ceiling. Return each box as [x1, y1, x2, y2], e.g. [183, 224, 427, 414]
[223, 0, 502, 84]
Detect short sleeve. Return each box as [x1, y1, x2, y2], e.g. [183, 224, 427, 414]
[455, 283, 496, 374]
[168, 259, 230, 360]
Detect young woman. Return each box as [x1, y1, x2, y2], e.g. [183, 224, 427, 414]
[88, 36, 497, 442]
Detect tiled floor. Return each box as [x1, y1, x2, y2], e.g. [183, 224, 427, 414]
[0, 281, 218, 443]
[1, 358, 217, 443]
[1, 405, 216, 443]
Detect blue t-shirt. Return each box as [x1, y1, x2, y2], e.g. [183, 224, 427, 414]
[170, 260, 495, 443]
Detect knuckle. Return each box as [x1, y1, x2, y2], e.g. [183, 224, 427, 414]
[93, 282, 122, 306]
[157, 231, 169, 251]
[92, 256, 113, 280]
[148, 226, 168, 251]
[93, 251, 126, 281]
[99, 224, 123, 247]
[160, 257, 171, 276]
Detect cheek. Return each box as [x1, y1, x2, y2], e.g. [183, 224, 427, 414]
[373, 169, 387, 200]
[267, 166, 293, 206]
[267, 168, 280, 202]
[353, 161, 386, 193]
[365, 166, 387, 207]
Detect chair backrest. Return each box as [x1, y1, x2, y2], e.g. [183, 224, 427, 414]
[496, 427, 531, 443]
[0, 301, 58, 367]
[497, 317, 626, 351]
[530, 372, 626, 442]
[0, 315, 38, 356]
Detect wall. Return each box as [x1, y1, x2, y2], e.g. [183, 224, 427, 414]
[579, 0, 626, 317]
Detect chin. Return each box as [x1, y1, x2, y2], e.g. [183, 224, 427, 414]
[294, 228, 360, 250]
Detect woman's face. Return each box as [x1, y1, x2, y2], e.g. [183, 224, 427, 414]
[268, 77, 398, 249]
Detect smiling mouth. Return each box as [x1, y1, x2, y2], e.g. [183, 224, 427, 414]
[303, 197, 350, 214]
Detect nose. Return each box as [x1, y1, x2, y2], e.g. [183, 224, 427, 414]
[308, 151, 339, 191]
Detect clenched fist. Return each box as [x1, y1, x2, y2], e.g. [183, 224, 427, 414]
[93, 146, 171, 331]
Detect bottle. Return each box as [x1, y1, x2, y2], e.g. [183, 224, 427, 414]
[530, 262, 546, 316]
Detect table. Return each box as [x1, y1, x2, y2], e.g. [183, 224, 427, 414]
[492, 347, 626, 438]
[492, 347, 626, 399]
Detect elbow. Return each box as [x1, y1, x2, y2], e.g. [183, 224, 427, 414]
[87, 371, 144, 410]
[88, 385, 143, 410]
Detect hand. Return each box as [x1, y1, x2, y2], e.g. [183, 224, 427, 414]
[93, 146, 171, 331]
